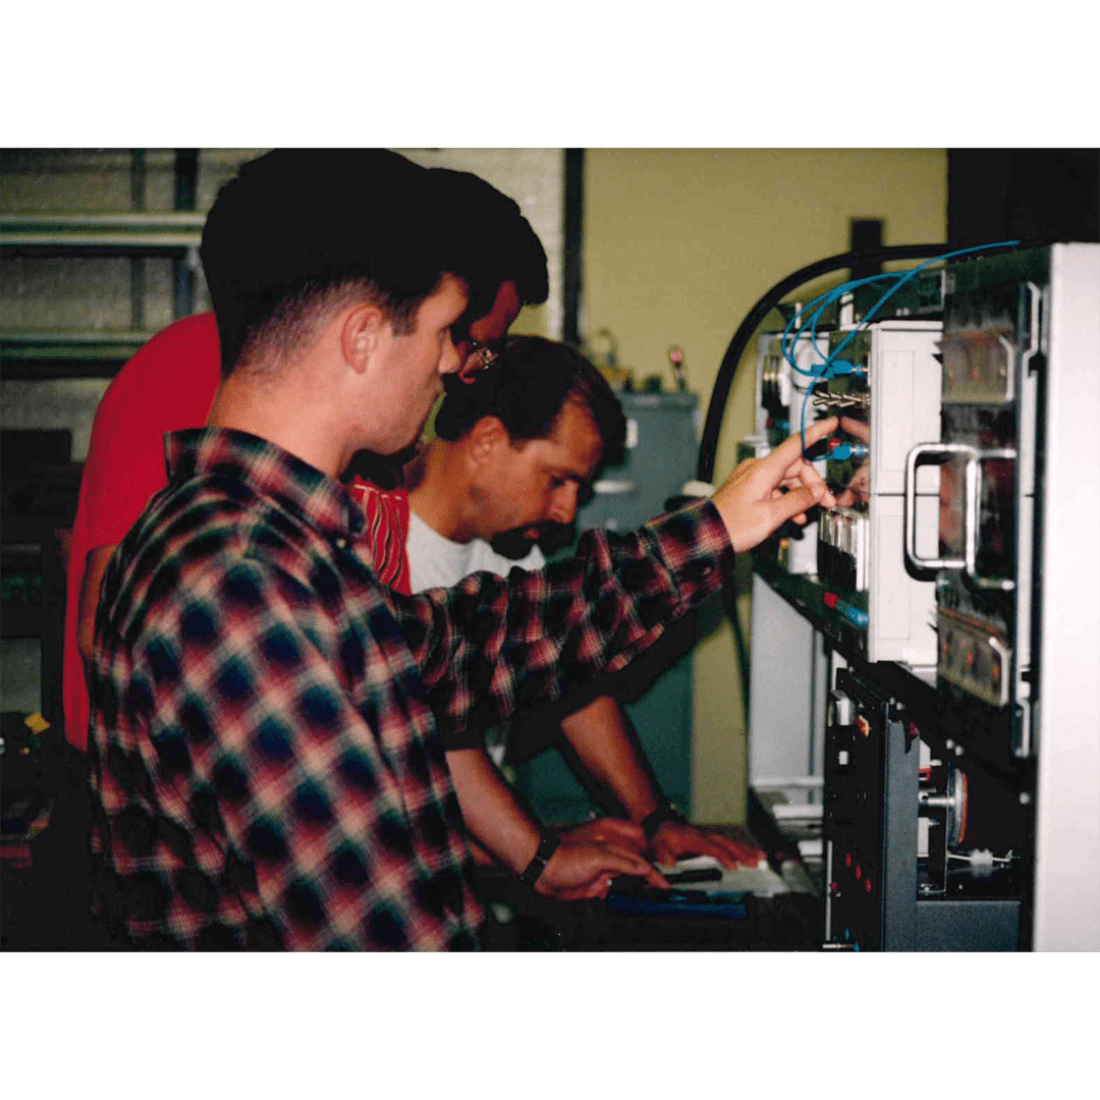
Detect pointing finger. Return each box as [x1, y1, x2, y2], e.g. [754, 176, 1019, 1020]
[767, 416, 837, 470]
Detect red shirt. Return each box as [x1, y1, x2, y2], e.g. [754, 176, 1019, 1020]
[63, 312, 410, 751]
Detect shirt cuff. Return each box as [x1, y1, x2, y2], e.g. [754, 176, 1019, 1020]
[644, 498, 736, 606]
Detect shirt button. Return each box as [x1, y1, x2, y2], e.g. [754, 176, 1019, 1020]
[335, 538, 348, 549]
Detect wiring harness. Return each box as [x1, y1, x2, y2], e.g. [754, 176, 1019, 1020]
[781, 241, 1019, 457]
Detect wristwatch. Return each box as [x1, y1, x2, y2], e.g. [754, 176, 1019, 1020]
[640, 802, 685, 841]
[519, 833, 561, 887]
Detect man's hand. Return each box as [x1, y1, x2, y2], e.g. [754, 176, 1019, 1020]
[536, 841, 667, 902]
[650, 820, 765, 870]
[712, 417, 839, 552]
[555, 816, 647, 856]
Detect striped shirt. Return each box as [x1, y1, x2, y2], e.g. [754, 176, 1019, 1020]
[88, 428, 734, 949]
[350, 481, 411, 596]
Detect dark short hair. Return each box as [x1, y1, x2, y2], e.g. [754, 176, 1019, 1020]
[434, 336, 625, 464]
[429, 168, 548, 329]
[201, 149, 456, 378]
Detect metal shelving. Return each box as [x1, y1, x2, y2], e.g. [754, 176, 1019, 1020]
[1, 152, 208, 377]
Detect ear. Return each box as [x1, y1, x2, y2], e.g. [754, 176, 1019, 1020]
[340, 301, 387, 375]
[467, 416, 509, 467]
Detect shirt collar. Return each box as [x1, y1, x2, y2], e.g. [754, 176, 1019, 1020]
[166, 428, 366, 541]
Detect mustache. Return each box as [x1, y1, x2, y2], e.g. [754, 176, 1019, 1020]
[489, 521, 575, 560]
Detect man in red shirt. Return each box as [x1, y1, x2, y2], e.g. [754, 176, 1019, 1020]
[64, 313, 220, 754]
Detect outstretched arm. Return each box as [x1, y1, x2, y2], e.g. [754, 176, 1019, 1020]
[552, 421, 840, 864]
[403, 419, 839, 752]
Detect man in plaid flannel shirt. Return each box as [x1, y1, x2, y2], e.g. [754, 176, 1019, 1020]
[87, 149, 837, 949]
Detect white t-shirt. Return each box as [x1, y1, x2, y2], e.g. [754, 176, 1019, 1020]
[406, 510, 545, 593]
[407, 511, 546, 765]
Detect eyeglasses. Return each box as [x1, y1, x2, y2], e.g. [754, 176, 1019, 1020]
[465, 337, 501, 373]
[457, 337, 502, 383]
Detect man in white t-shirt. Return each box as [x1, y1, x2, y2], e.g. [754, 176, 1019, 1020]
[405, 335, 765, 871]
[407, 508, 544, 592]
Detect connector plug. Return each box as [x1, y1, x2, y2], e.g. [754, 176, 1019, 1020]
[828, 442, 868, 461]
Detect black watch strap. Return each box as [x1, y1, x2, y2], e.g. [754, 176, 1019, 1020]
[519, 834, 561, 887]
[640, 803, 684, 841]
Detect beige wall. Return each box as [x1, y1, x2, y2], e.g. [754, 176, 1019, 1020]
[582, 148, 947, 822]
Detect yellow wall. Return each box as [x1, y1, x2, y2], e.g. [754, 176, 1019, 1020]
[582, 148, 947, 822]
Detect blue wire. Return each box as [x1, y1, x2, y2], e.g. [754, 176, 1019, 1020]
[785, 242, 1020, 379]
[787, 240, 1020, 456]
[827, 240, 1019, 366]
[782, 273, 896, 376]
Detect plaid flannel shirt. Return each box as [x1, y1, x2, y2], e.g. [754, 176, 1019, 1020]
[89, 428, 734, 950]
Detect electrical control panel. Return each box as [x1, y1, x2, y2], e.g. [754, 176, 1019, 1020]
[754, 330, 827, 441]
[823, 667, 1023, 951]
[743, 242, 1100, 951]
[819, 320, 942, 666]
[747, 319, 942, 666]
[905, 251, 1046, 755]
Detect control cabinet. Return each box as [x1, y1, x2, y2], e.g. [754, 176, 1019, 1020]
[824, 665, 1023, 951]
[820, 319, 942, 666]
[745, 243, 1100, 950]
